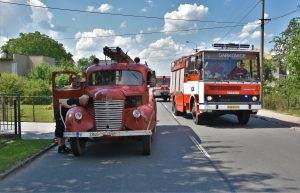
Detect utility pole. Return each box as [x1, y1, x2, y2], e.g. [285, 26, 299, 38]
[260, 0, 265, 107]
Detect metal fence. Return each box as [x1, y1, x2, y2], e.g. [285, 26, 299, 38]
[19, 96, 53, 122]
[0, 94, 21, 138]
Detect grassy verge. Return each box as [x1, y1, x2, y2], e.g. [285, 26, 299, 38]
[21, 105, 54, 122]
[0, 138, 52, 173]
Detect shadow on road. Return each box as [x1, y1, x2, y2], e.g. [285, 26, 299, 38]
[0, 125, 298, 193]
[182, 113, 290, 129]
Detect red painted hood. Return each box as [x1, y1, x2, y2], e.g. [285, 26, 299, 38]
[85, 86, 146, 100]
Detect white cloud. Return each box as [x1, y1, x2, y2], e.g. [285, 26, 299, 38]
[138, 37, 192, 75]
[238, 20, 260, 39]
[238, 12, 269, 39]
[27, 0, 54, 28]
[120, 21, 127, 28]
[0, 36, 8, 47]
[98, 3, 113, 13]
[163, 3, 208, 34]
[86, 6, 95, 12]
[213, 37, 222, 43]
[74, 28, 143, 61]
[146, 0, 153, 6]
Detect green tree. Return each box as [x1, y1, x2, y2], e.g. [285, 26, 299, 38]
[263, 58, 276, 82]
[272, 18, 300, 77]
[77, 55, 96, 71]
[1, 31, 73, 64]
[0, 73, 23, 95]
[27, 64, 57, 84]
[23, 79, 52, 104]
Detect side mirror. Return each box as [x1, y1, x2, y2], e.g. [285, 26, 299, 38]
[148, 71, 156, 87]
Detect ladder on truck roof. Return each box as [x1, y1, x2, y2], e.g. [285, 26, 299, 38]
[103, 46, 134, 63]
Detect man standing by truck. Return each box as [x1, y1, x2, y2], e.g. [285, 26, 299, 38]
[55, 95, 90, 153]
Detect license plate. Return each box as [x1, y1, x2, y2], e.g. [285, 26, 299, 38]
[227, 105, 240, 110]
[88, 132, 104, 137]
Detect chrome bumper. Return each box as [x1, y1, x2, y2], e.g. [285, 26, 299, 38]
[64, 130, 152, 138]
[199, 104, 261, 111]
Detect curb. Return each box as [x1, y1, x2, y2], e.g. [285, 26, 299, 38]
[0, 143, 56, 180]
[252, 114, 300, 128]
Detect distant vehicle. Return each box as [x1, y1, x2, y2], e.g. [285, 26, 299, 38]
[52, 47, 157, 156]
[153, 75, 171, 101]
[170, 43, 261, 125]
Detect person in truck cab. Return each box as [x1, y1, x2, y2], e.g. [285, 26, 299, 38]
[55, 95, 90, 153]
[229, 61, 248, 79]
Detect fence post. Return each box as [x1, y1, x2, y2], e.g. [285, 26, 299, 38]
[14, 98, 18, 136]
[32, 97, 35, 122]
[17, 94, 21, 138]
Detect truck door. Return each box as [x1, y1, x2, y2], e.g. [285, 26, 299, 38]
[52, 71, 84, 115]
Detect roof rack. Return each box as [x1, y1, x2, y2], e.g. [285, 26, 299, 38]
[103, 46, 134, 63]
[212, 43, 253, 50]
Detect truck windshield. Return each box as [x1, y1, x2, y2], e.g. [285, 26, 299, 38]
[204, 52, 260, 82]
[156, 77, 170, 86]
[89, 70, 143, 86]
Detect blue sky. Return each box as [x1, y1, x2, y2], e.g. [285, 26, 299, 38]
[0, 0, 299, 75]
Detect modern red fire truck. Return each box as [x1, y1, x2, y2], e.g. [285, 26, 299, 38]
[52, 47, 157, 156]
[170, 43, 261, 125]
[153, 76, 171, 101]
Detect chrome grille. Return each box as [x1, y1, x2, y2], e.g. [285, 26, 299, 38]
[94, 100, 124, 130]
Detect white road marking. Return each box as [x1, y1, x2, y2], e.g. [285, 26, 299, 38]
[163, 104, 168, 109]
[190, 136, 211, 159]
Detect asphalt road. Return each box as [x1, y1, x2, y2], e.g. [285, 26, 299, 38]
[0, 102, 300, 192]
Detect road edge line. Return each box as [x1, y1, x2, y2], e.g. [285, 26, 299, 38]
[0, 143, 56, 181]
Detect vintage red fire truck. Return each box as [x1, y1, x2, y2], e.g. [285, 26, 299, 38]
[170, 43, 261, 125]
[52, 47, 157, 156]
[153, 76, 171, 101]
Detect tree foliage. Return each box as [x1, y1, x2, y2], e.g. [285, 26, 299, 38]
[76, 55, 96, 71]
[0, 73, 23, 95]
[1, 31, 73, 64]
[272, 18, 300, 77]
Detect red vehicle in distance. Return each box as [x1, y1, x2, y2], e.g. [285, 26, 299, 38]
[153, 76, 171, 101]
[52, 47, 157, 156]
[171, 43, 261, 125]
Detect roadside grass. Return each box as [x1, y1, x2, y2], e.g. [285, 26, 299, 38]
[21, 105, 54, 122]
[264, 108, 300, 117]
[0, 138, 52, 173]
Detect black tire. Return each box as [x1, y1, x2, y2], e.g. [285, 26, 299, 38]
[237, 111, 250, 125]
[172, 100, 180, 116]
[70, 138, 86, 156]
[191, 101, 201, 125]
[142, 135, 151, 155]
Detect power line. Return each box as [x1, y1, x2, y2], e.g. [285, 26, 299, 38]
[269, 7, 300, 20]
[222, 0, 260, 39]
[57, 24, 245, 40]
[0, 0, 245, 24]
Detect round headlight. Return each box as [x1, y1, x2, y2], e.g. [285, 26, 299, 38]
[74, 112, 82, 120]
[207, 96, 213, 101]
[132, 109, 141, 118]
[252, 96, 258, 102]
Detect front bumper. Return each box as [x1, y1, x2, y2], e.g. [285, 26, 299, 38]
[199, 104, 261, 111]
[64, 130, 152, 138]
[153, 91, 170, 97]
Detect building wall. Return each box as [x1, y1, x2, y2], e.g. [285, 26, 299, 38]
[0, 54, 55, 76]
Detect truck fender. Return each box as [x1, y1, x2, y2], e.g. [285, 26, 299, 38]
[65, 107, 94, 132]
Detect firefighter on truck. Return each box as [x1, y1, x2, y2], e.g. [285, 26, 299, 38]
[52, 47, 157, 156]
[170, 43, 261, 125]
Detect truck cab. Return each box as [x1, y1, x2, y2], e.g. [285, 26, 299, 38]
[153, 76, 171, 101]
[52, 47, 157, 156]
